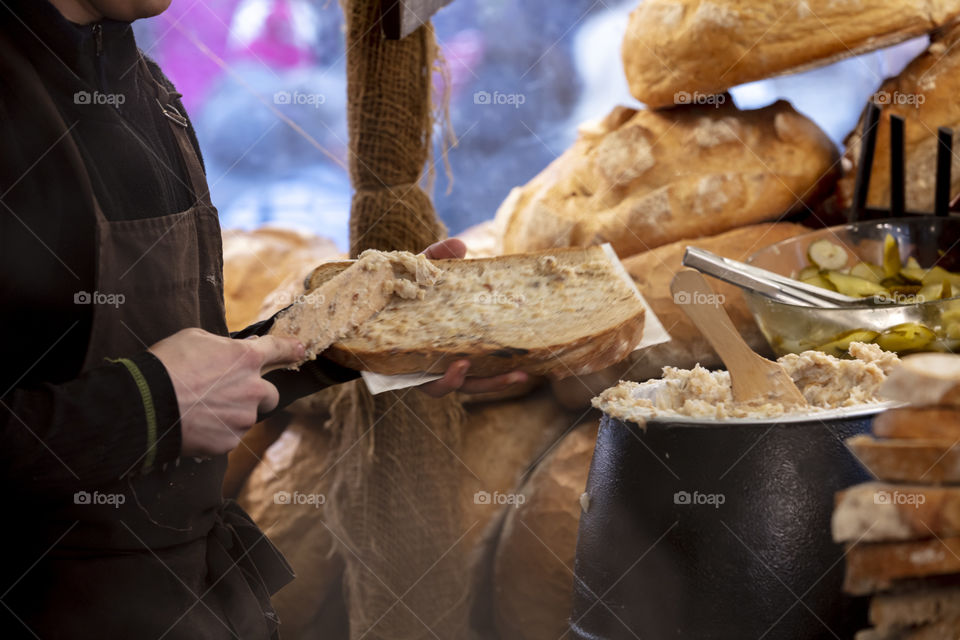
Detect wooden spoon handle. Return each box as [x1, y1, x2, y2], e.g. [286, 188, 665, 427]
[669, 270, 757, 368]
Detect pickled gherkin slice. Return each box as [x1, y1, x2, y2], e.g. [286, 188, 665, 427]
[900, 267, 927, 283]
[815, 330, 881, 358]
[825, 271, 888, 297]
[916, 282, 948, 303]
[850, 262, 884, 283]
[874, 323, 936, 353]
[883, 234, 901, 278]
[905, 257, 922, 270]
[797, 266, 820, 281]
[808, 239, 848, 270]
[801, 275, 836, 291]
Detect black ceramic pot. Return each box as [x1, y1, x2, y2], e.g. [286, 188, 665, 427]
[569, 409, 880, 640]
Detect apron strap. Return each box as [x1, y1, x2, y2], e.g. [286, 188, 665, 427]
[136, 54, 213, 209]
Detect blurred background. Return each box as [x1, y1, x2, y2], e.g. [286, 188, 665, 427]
[134, 0, 930, 250]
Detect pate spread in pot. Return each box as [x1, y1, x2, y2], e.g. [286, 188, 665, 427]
[594, 342, 899, 421]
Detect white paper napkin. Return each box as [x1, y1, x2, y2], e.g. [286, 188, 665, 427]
[361, 243, 671, 394]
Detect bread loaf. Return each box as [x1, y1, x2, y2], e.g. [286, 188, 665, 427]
[838, 24, 960, 213]
[221, 227, 341, 331]
[881, 353, 960, 408]
[494, 101, 835, 258]
[492, 422, 599, 640]
[550, 222, 809, 409]
[846, 435, 960, 484]
[459, 389, 578, 554]
[833, 483, 960, 543]
[622, 0, 960, 109]
[299, 246, 647, 378]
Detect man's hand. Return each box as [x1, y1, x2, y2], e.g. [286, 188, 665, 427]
[417, 239, 530, 397]
[149, 328, 305, 457]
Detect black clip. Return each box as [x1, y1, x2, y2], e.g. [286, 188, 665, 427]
[156, 98, 188, 128]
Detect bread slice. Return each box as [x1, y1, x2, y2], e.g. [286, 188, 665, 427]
[881, 354, 960, 408]
[269, 250, 440, 364]
[870, 586, 960, 629]
[874, 408, 960, 442]
[846, 435, 960, 485]
[845, 536, 960, 595]
[622, 0, 960, 109]
[833, 482, 960, 543]
[300, 246, 647, 378]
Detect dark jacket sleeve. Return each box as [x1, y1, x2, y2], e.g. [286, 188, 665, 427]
[0, 351, 182, 497]
[234, 313, 359, 420]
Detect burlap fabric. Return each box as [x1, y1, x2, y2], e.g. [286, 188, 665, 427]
[326, 1, 471, 637]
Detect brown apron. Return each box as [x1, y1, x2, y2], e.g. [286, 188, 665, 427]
[1, 40, 293, 639]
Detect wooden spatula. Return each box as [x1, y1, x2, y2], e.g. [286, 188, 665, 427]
[670, 270, 807, 408]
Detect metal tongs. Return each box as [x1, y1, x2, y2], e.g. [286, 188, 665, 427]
[682, 247, 862, 308]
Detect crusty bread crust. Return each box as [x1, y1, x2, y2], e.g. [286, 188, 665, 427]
[302, 248, 647, 379]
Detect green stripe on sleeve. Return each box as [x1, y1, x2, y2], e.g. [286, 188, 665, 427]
[108, 357, 159, 472]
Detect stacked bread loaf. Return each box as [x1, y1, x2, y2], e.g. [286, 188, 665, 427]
[833, 353, 960, 638]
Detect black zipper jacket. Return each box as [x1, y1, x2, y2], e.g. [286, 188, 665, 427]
[0, 1, 355, 499]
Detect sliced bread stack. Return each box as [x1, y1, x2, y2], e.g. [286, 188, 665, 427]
[833, 353, 960, 638]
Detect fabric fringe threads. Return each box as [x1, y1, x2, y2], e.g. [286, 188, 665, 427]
[326, 1, 471, 637]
